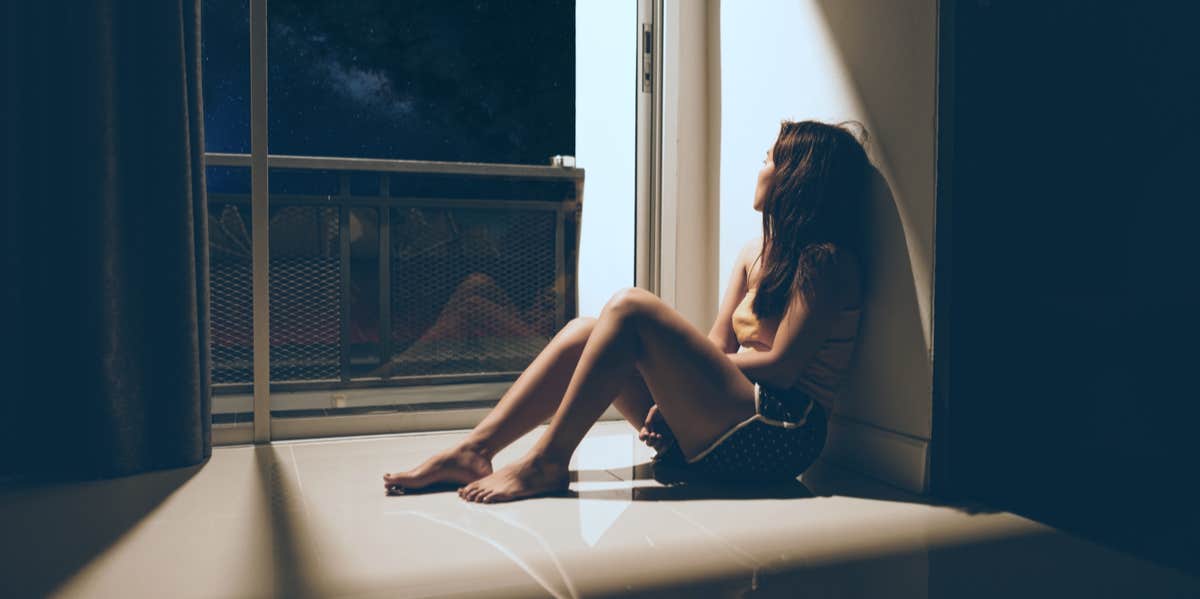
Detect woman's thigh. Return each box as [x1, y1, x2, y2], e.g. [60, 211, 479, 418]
[568, 316, 656, 429]
[615, 289, 757, 460]
[612, 371, 655, 430]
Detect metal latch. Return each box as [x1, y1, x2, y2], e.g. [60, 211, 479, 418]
[641, 23, 653, 93]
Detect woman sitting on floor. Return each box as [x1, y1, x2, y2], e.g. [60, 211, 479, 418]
[383, 119, 871, 502]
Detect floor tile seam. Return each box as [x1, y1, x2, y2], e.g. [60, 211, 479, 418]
[264, 421, 628, 450]
[276, 428, 474, 448]
[661, 503, 766, 571]
[287, 444, 313, 517]
[597, 469, 625, 482]
[383, 509, 577, 599]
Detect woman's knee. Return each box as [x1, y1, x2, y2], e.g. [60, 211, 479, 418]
[556, 316, 597, 346]
[604, 287, 658, 321]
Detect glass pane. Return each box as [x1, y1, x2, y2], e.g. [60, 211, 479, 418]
[268, 199, 342, 383]
[348, 206, 382, 378]
[268, 0, 574, 163]
[203, 0, 253, 437]
[576, 0, 637, 316]
[383, 205, 559, 378]
[250, 1, 637, 423]
[209, 197, 254, 387]
[207, 167, 254, 428]
[203, 0, 250, 153]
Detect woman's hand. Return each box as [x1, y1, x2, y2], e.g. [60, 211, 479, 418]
[638, 404, 674, 453]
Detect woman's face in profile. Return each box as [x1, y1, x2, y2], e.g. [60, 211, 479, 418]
[753, 147, 776, 212]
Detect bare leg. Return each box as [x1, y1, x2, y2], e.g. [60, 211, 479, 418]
[459, 288, 756, 503]
[383, 316, 653, 492]
[611, 373, 655, 431]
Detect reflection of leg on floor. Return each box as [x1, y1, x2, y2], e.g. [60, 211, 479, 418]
[383, 315, 657, 494]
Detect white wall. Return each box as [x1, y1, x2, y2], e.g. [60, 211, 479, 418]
[576, 0, 637, 318]
[660, 0, 721, 330]
[720, 0, 937, 492]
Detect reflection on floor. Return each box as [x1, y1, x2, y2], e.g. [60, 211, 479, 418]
[2, 421, 1197, 598]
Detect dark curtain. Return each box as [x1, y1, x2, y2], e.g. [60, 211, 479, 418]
[3, 1, 211, 480]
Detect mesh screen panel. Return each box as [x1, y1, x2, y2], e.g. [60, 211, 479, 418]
[385, 206, 559, 377]
[208, 188, 574, 389]
[207, 203, 344, 384]
[209, 203, 254, 384]
[269, 206, 341, 382]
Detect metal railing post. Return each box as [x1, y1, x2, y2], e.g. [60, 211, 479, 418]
[249, 0, 270, 443]
[339, 174, 352, 383]
[379, 174, 392, 375]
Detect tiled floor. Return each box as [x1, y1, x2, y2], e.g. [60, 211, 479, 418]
[3, 421, 1197, 598]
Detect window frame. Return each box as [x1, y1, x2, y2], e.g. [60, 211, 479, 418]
[210, 0, 665, 445]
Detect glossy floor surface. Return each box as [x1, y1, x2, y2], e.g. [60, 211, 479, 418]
[2, 421, 1197, 598]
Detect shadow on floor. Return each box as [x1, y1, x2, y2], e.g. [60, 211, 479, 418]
[0, 464, 202, 599]
[570, 458, 1000, 512]
[801, 459, 1001, 515]
[253, 445, 323, 599]
[569, 461, 814, 501]
[614, 526, 1200, 599]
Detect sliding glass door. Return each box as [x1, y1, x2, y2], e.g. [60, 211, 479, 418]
[202, 0, 650, 443]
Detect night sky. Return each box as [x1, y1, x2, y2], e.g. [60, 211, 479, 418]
[201, 0, 575, 164]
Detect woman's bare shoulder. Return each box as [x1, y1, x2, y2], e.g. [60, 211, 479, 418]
[738, 236, 764, 266]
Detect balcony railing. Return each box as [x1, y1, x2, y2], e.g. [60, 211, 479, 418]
[204, 153, 584, 395]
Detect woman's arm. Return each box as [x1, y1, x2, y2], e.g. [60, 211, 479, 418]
[723, 350, 791, 388]
[726, 254, 854, 389]
[707, 240, 756, 352]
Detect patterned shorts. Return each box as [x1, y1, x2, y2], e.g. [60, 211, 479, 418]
[676, 384, 827, 482]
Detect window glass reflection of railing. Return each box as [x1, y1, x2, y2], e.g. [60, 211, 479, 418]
[205, 153, 583, 395]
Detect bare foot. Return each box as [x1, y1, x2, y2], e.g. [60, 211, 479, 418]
[458, 453, 570, 503]
[383, 444, 493, 494]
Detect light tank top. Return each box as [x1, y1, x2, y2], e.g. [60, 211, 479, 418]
[731, 287, 862, 415]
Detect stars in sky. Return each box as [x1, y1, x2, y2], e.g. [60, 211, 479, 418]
[202, 0, 574, 164]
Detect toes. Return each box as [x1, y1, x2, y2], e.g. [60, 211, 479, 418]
[458, 484, 473, 499]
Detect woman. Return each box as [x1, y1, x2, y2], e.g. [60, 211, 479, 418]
[383, 120, 870, 503]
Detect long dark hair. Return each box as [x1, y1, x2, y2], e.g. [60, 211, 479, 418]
[752, 120, 871, 320]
